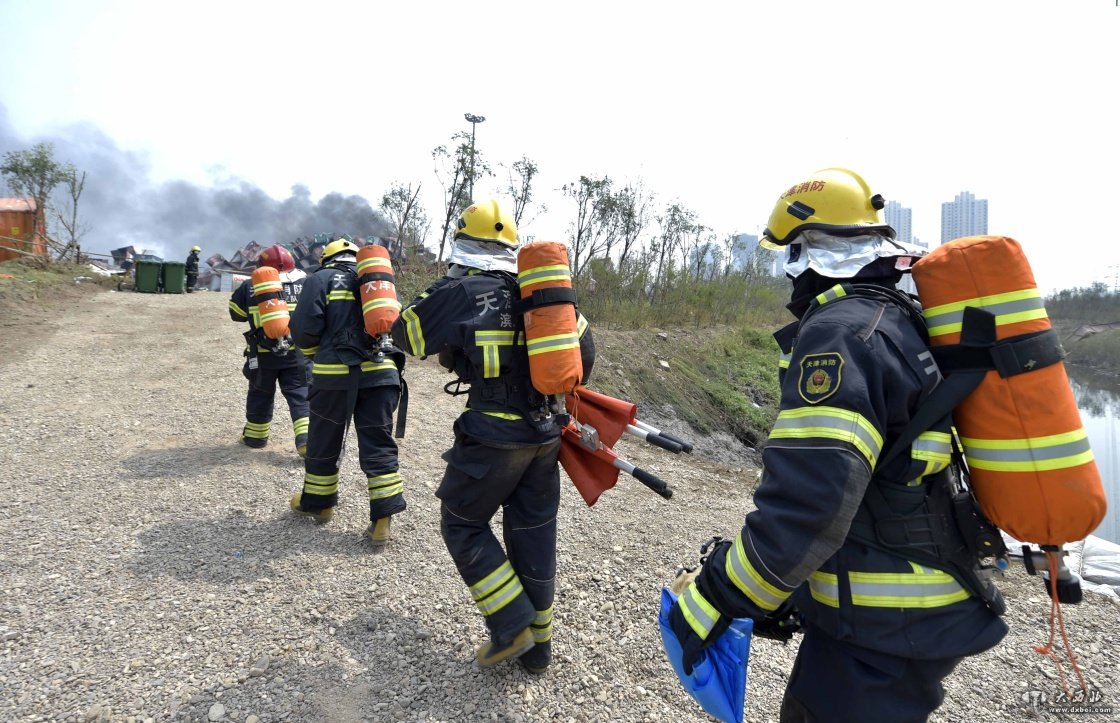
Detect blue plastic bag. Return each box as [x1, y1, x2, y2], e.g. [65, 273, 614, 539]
[658, 586, 753, 723]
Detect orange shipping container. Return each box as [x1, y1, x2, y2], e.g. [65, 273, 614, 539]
[0, 198, 48, 262]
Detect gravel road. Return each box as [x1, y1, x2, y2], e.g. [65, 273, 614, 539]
[1, 289, 1117, 723]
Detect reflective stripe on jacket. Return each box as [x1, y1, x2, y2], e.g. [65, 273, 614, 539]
[703, 283, 1007, 659]
[290, 261, 400, 390]
[391, 271, 595, 447]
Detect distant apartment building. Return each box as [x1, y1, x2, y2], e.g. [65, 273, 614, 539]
[884, 201, 913, 244]
[941, 191, 988, 245]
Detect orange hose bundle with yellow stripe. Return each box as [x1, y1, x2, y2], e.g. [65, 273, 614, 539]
[356, 245, 401, 336]
[250, 266, 290, 340]
[912, 235, 1105, 545]
[517, 241, 583, 395]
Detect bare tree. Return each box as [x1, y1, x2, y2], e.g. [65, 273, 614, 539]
[615, 181, 653, 269]
[562, 175, 620, 277]
[721, 233, 738, 277]
[653, 202, 697, 297]
[53, 164, 90, 261]
[380, 182, 429, 261]
[705, 242, 725, 281]
[432, 131, 490, 264]
[683, 223, 710, 281]
[1, 142, 68, 253]
[505, 155, 546, 227]
[744, 245, 778, 280]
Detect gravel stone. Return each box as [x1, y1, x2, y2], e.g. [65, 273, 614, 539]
[249, 655, 270, 677]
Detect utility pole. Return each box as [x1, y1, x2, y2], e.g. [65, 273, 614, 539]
[464, 113, 486, 202]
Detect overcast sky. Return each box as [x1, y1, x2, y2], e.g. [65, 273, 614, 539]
[1, 0, 1118, 293]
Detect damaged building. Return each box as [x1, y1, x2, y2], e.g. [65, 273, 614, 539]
[199, 232, 434, 292]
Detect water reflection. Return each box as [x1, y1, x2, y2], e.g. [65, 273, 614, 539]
[1068, 366, 1119, 544]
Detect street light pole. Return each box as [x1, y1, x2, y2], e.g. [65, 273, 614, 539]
[464, 113, 486, 202]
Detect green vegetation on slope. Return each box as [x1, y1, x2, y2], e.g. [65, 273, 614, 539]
[595, 326, 782, 449]
[0, 258, 115, 306]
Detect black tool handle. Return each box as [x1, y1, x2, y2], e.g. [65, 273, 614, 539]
[632, 467, 673, 499]
[645, 433, 684, 454]
[659, 431, 693, 454]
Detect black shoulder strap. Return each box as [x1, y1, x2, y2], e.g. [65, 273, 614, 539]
[877, 305, 1064, 469]
[877, 371, 986, 469]
[394, 378, 409, 439]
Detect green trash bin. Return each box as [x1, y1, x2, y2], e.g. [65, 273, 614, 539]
[161, 261, 187, 294]
[134, 260, 162, 293]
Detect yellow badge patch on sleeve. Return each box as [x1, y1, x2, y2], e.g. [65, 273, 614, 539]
[798, 352, 844, 404]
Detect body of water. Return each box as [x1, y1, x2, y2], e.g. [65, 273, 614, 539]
[1067, 366, 1119, 544]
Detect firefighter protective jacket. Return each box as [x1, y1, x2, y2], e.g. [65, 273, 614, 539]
[392, 271, 596, 447]
[688, 284, 1008, 660]
[289, 260, 400, 391]
[228, 269, 307, 369]
[186, 251, 200, 275]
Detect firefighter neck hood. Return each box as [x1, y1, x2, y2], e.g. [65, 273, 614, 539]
[447, 238, 517, 273]
[787, 264, 906, 318]
[784, 229, 926, 280]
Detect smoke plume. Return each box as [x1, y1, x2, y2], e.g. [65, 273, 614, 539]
[0, 103, 395, 261]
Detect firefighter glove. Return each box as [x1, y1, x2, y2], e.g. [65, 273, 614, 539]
[668, 580, 731, 676]
[751, 600, 802, 643]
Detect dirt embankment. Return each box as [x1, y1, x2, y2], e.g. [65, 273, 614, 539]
[0, 289, 1117, 723]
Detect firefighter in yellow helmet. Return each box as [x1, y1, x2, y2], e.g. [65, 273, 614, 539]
[667, 169, 1007, 721]
[391, 200, 596, 673]
[185, 245, 202, 292]
[286, 238, 408, 548]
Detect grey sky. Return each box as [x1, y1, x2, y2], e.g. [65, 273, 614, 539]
[1, 0, 1117, 292]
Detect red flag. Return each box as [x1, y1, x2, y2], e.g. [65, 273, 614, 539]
[558, 426, 620, 506]
[559, 386, 640, 506]
[567, 386, 637, 447]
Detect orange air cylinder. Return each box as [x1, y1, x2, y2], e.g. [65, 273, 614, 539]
[912, 235, 1106, 545]
[356, 245, 401, 336]
[250, 266, 290, 340]
[517, 241, 583, 395]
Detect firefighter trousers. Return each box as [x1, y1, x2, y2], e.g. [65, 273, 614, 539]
[779, 624, 962, 723]
[438, 432, 560, 647]
[300, 381, 405, 522]
[243, 361, 311, 442]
